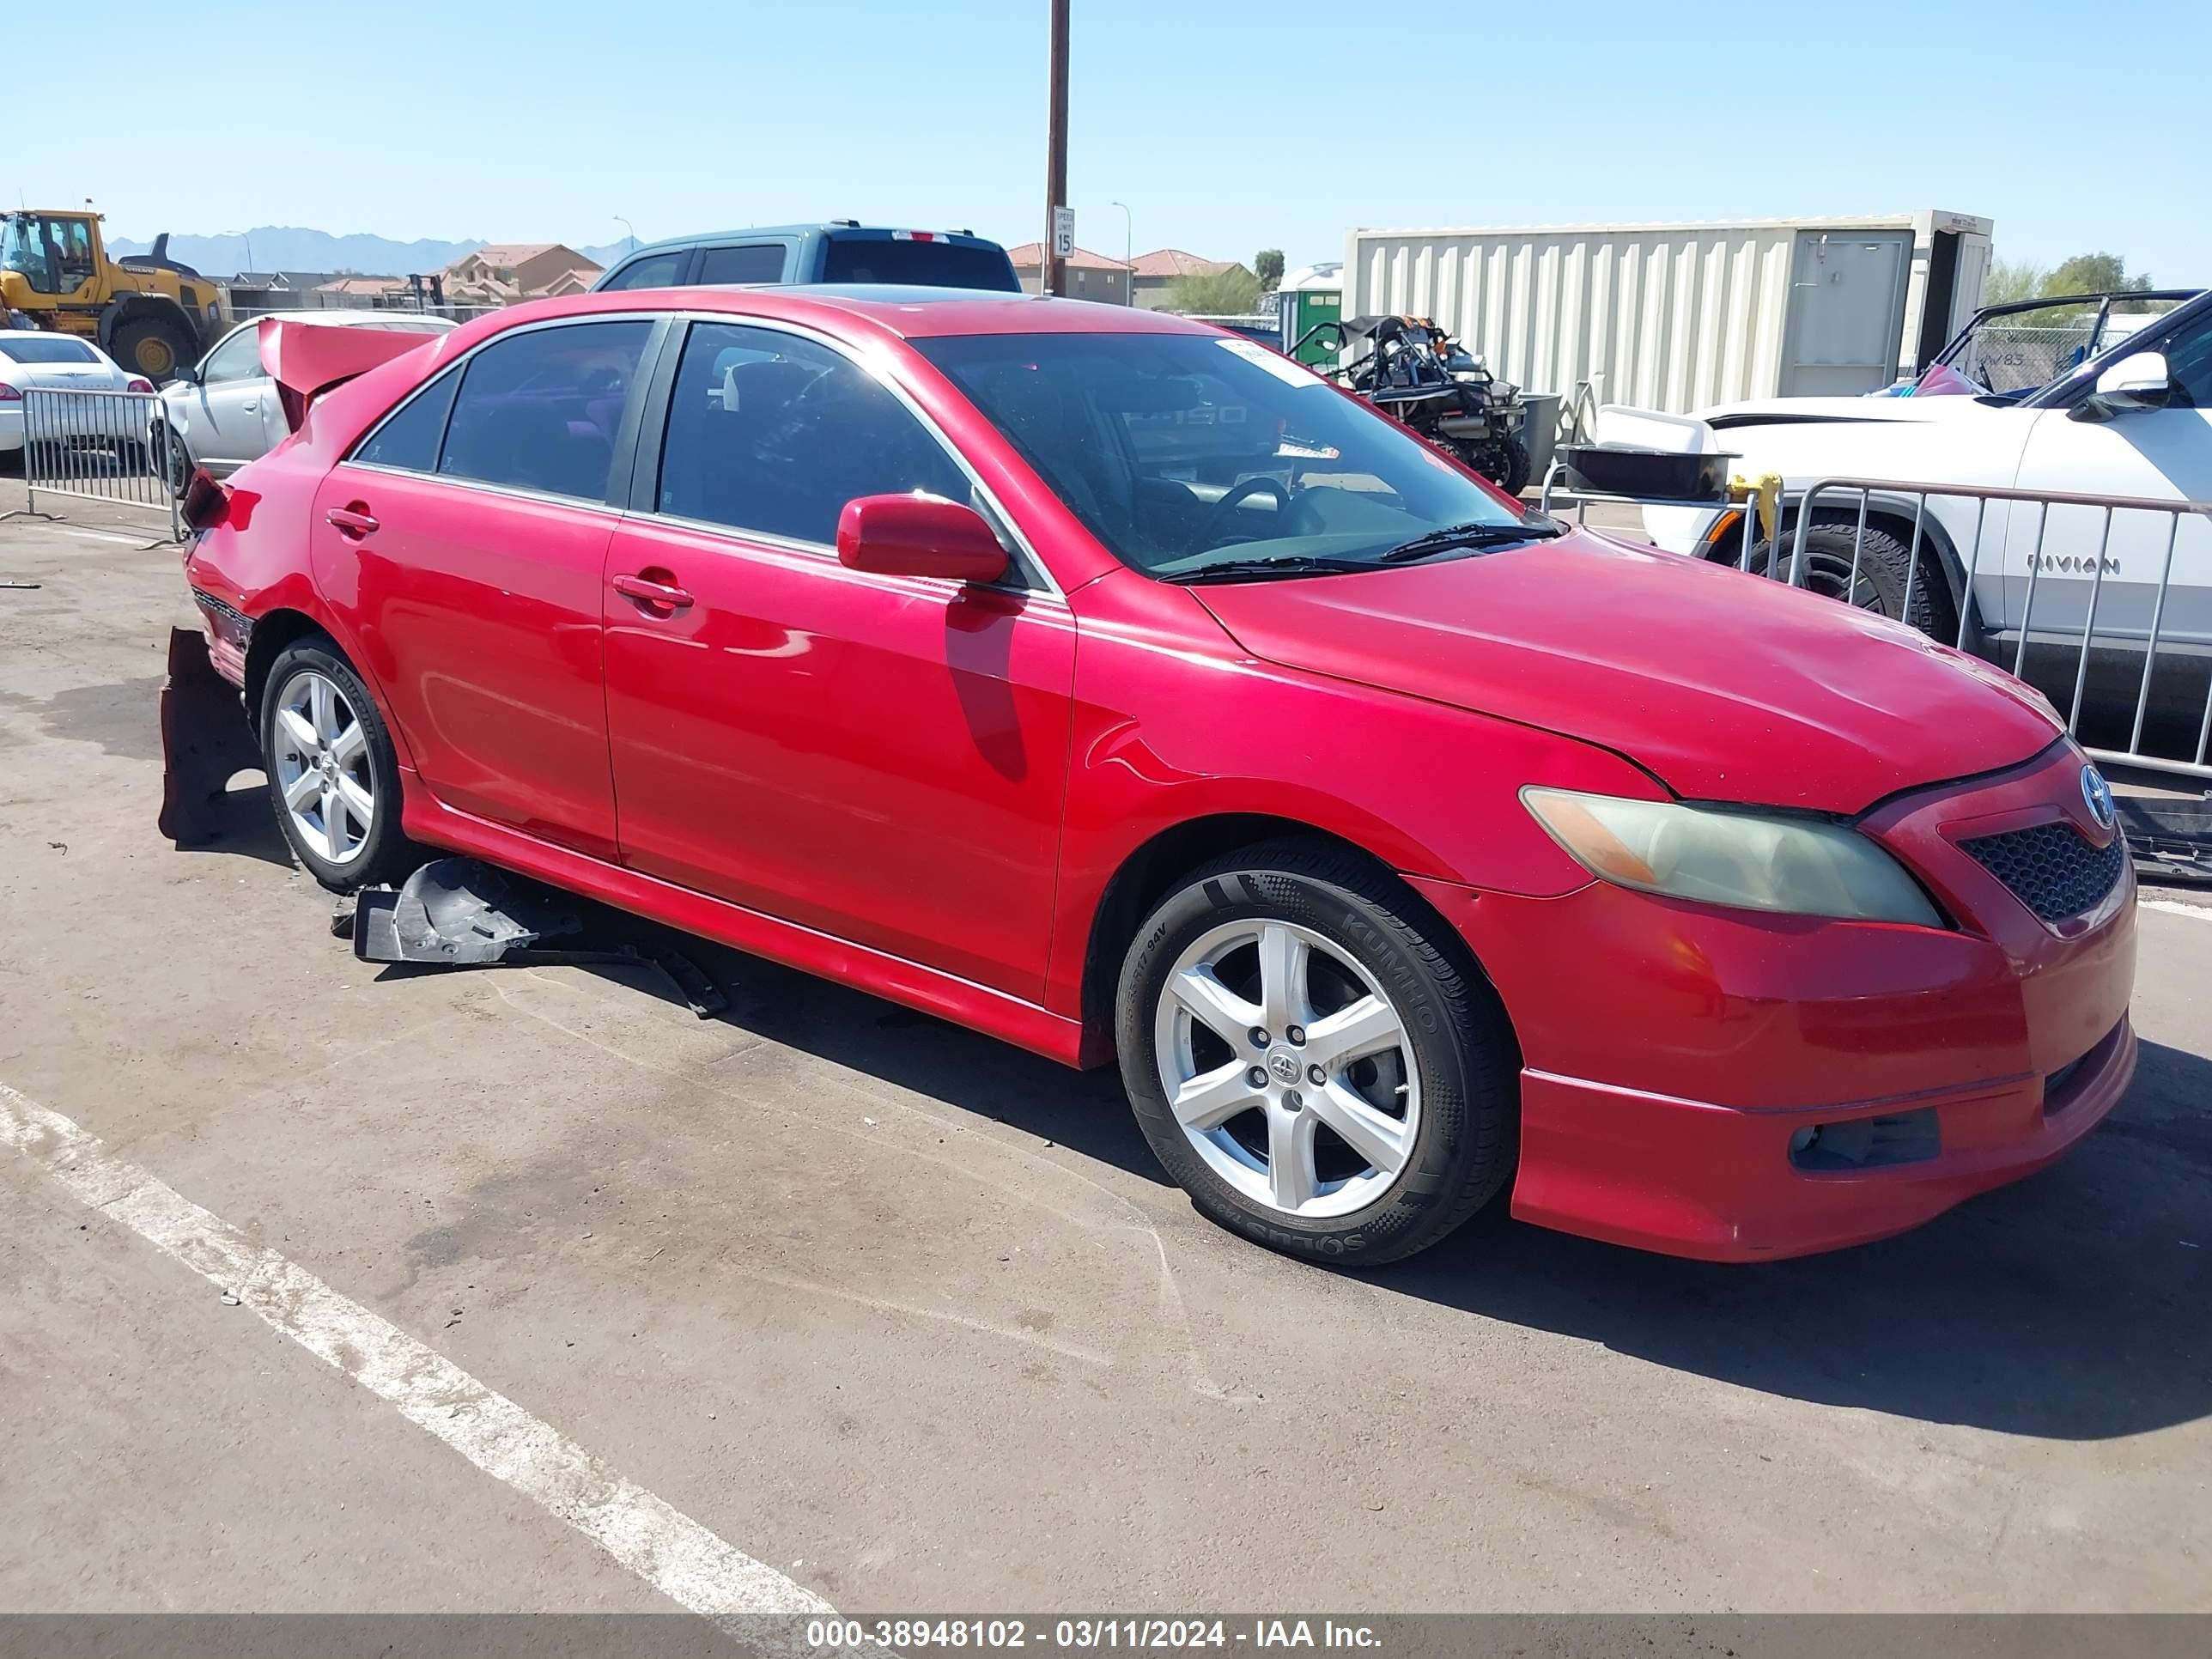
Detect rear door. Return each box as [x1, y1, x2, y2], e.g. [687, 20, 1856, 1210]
[311, 315, 659, 860]
[599, 317, 1076, 997]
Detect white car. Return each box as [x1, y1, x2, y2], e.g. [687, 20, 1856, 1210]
[1, 332, 151, 456]
[155, 310, 457, 488]
[1632, 290, 2212, 674]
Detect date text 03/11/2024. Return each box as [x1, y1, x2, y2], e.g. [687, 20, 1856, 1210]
[804, 1619, 1383, 1650]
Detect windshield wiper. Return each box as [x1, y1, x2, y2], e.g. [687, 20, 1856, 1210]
[1376, 520, 1564, 563]
[1158, 555, 1379, 585]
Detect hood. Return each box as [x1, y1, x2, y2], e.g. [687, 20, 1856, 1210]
[1189, 532, 2062, 814]
[1698, 393, 2002, 431]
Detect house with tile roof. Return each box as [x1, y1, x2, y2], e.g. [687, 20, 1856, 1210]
[1005, 242, 1133, 306]
[1129, 248, 1251, 311]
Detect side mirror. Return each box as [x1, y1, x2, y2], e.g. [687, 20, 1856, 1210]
[2069, 349, 2174, 422]
[836, 494, 1010, 585]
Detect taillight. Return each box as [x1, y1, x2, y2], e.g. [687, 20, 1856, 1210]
[125, 376, 155, 393]
[180, 469, 231, 532]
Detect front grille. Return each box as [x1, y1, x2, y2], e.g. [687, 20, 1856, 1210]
[1959, 821, 2125, 922]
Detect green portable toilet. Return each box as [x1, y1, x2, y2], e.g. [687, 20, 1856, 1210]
[1277, 262, 1342, 366]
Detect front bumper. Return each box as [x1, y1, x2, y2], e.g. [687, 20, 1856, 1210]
[1413, 740, 2139, 1261]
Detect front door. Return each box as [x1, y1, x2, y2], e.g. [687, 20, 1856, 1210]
[602, 319, 1075, 1000]
[2002, 305, 2212, 654]
[312, 316, 656, 860]
[182, 324, 271, 467]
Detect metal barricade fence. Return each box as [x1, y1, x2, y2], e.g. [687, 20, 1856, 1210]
[1785, 477, 2212, 783]
[21, 386, 180, 541]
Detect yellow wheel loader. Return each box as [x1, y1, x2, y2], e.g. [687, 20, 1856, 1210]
[0, 210, 223, 383]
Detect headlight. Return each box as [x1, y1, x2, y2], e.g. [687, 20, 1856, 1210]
[1522, 787, 1942, 927]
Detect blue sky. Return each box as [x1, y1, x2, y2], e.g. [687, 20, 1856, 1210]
[22, 0, 2209, 282]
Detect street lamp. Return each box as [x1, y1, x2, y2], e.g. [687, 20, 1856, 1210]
[1110, 201, 1132, 304]
[614, 215, 636, 254]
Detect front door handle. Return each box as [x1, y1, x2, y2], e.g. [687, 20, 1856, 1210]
[240, 401, 258, 412]
[612, 572, 695, 611]
[325, 506, 379, 537]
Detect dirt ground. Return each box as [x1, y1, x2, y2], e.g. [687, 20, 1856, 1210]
[2, 480, 2207, 1619]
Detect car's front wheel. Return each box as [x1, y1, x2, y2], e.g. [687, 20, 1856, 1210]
[1115, 841, 1516, 1265]
[258, 640, 416, 891]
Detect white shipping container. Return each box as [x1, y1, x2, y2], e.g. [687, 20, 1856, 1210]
[1345, 211, 1992, 412]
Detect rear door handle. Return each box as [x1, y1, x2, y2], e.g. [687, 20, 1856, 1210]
[240, 401, 258, 412]
[612, 573, 695, 611]
[325, 507, 379, 537]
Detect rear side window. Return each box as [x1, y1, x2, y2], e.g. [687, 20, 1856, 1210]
[438, 320, 653, 501]
[697, 245, 785, 285]
[599, 252, 686, 291]
[656, 321, 969, 544]
[356, 367, 461, 471]
[819, 238, 1019, 291]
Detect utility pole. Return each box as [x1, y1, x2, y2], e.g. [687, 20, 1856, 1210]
[1043, 0, 1070, 296]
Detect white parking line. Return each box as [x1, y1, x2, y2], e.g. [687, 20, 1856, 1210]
[58, 527, 154, 547]
[0, 1078, 833, 1627]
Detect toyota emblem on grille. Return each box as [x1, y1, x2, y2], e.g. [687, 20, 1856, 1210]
[2081, 765, 2116, 831]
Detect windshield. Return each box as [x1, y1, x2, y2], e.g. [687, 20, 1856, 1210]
[915, 331, 1539, 579]
[822, 238, 1019, 292]
[0, 336, 100, 365]
[1942, 295, 2189, 395]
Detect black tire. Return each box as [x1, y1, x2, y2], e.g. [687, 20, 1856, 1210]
[1740, 514, 1958, 641]
[1115, 838, 1516, 1266]
[1494, 432, 1532, 497]
[107, 315, 197, 385]
[258, 639, 416, 891]
[155, 424, 192, 497]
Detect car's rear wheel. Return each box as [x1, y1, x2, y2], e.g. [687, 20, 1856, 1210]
[1115, 840, 1516, 1265]
[258, 640, 415, 891]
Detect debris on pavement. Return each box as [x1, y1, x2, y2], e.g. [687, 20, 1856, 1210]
[351, 855, 729, 1018]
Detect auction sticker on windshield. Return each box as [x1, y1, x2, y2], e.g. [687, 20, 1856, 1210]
[1217, 337, 1322, 386]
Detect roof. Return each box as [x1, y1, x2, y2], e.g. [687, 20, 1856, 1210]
[466, 244, 557, 264]
[435, 284, 1215, 345]
[608, 224, 1006, 260]
[1004, 243, 1131, 271]
[1129, 248, 1236, 279]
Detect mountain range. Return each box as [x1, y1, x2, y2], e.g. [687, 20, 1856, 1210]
[107, 227, 633, 278]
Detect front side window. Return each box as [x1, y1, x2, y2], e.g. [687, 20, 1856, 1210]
[2158, 307, 2212, 407]
[655, 322, 969, 545]
[200, 327, 264, 384]
[697, 245, 785, 285]
[599, 252, 686, 292]
[915, 331, 1539, 580]
[437, 320, 652, 501]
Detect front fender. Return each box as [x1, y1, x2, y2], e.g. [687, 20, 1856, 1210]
[1042, 570, 1656, 1017]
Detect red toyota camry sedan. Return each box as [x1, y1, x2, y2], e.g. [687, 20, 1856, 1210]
[181, 287, 2137, 1266]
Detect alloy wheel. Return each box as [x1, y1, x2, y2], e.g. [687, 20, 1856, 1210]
[270, 668, 376, 866]
[1152, 918, 1420, 1218]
